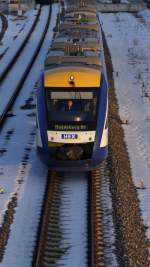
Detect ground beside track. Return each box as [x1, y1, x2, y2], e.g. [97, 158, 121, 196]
[101, 12, 150, 266]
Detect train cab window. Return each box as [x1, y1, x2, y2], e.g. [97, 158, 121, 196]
[45, 88, 98, 123]
[51, 99, 94, 113]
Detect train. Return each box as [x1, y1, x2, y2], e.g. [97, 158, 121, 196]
[36, 4, 108, 171]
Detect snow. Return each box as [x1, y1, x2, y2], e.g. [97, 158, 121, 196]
[0, 9, 38, 70]
[0, 4, 59, 267]
[100, 10, 150, 243]
[0, 6, 49, 117]
[57, 173, 88, 267]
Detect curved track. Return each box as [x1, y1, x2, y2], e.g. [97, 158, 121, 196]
[0, 5, 53, 263]
[0, 6, 51, 129]
[0, 7, 41, 82]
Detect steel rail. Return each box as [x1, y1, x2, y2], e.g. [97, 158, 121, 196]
[34, 171, 59, 267]
[91, 169, 106, 267]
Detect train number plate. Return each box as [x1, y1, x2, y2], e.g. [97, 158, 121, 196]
[61, 134, 78, 140]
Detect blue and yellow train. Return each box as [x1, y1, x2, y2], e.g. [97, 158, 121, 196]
[36, 5, 108, 171]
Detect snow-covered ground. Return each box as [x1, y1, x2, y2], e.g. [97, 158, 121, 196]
[0, 9, 37, 65]
[101, 10, 150, 243]
[0, 4, 58, 267]
[0, 6, 49, 117]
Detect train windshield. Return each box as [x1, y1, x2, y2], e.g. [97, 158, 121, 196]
[46, 88, 98, 125]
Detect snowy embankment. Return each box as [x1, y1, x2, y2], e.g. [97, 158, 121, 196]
[0, 4, 58, 267]
[0, 9, 38, 69]
[100, 10, 150, 244]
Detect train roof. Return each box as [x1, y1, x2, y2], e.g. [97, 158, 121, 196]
[44, 66, 101, 88]
[54, 37, 98, 43]
[64, 13, 97, 23]
[43, 4, 102, 88]
[45, 55, 101, 68]
[51, 41, 100, 52]
[59, 22, 99, 32]
[63, 18, 98, 25]
[65, 10, 97, 19]
[55, 29, 99, 39]
[66, 5, 97, 16]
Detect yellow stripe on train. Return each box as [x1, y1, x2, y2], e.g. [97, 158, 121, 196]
[44, 67, 101, 88]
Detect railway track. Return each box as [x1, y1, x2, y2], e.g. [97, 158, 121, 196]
[34, 168, 117, 267]
[0, 6, 51, 129]
[34, 161, 150, 267]
[0, 7, 41, 82]
[0, 5, 58, 263]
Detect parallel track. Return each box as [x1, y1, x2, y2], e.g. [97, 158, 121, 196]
[0, 7, 41, 82]
[0, 6, 53, 261]
[0, 6, 51, 129]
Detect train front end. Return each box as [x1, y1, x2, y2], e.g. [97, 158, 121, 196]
[36, 65, 108, 171]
